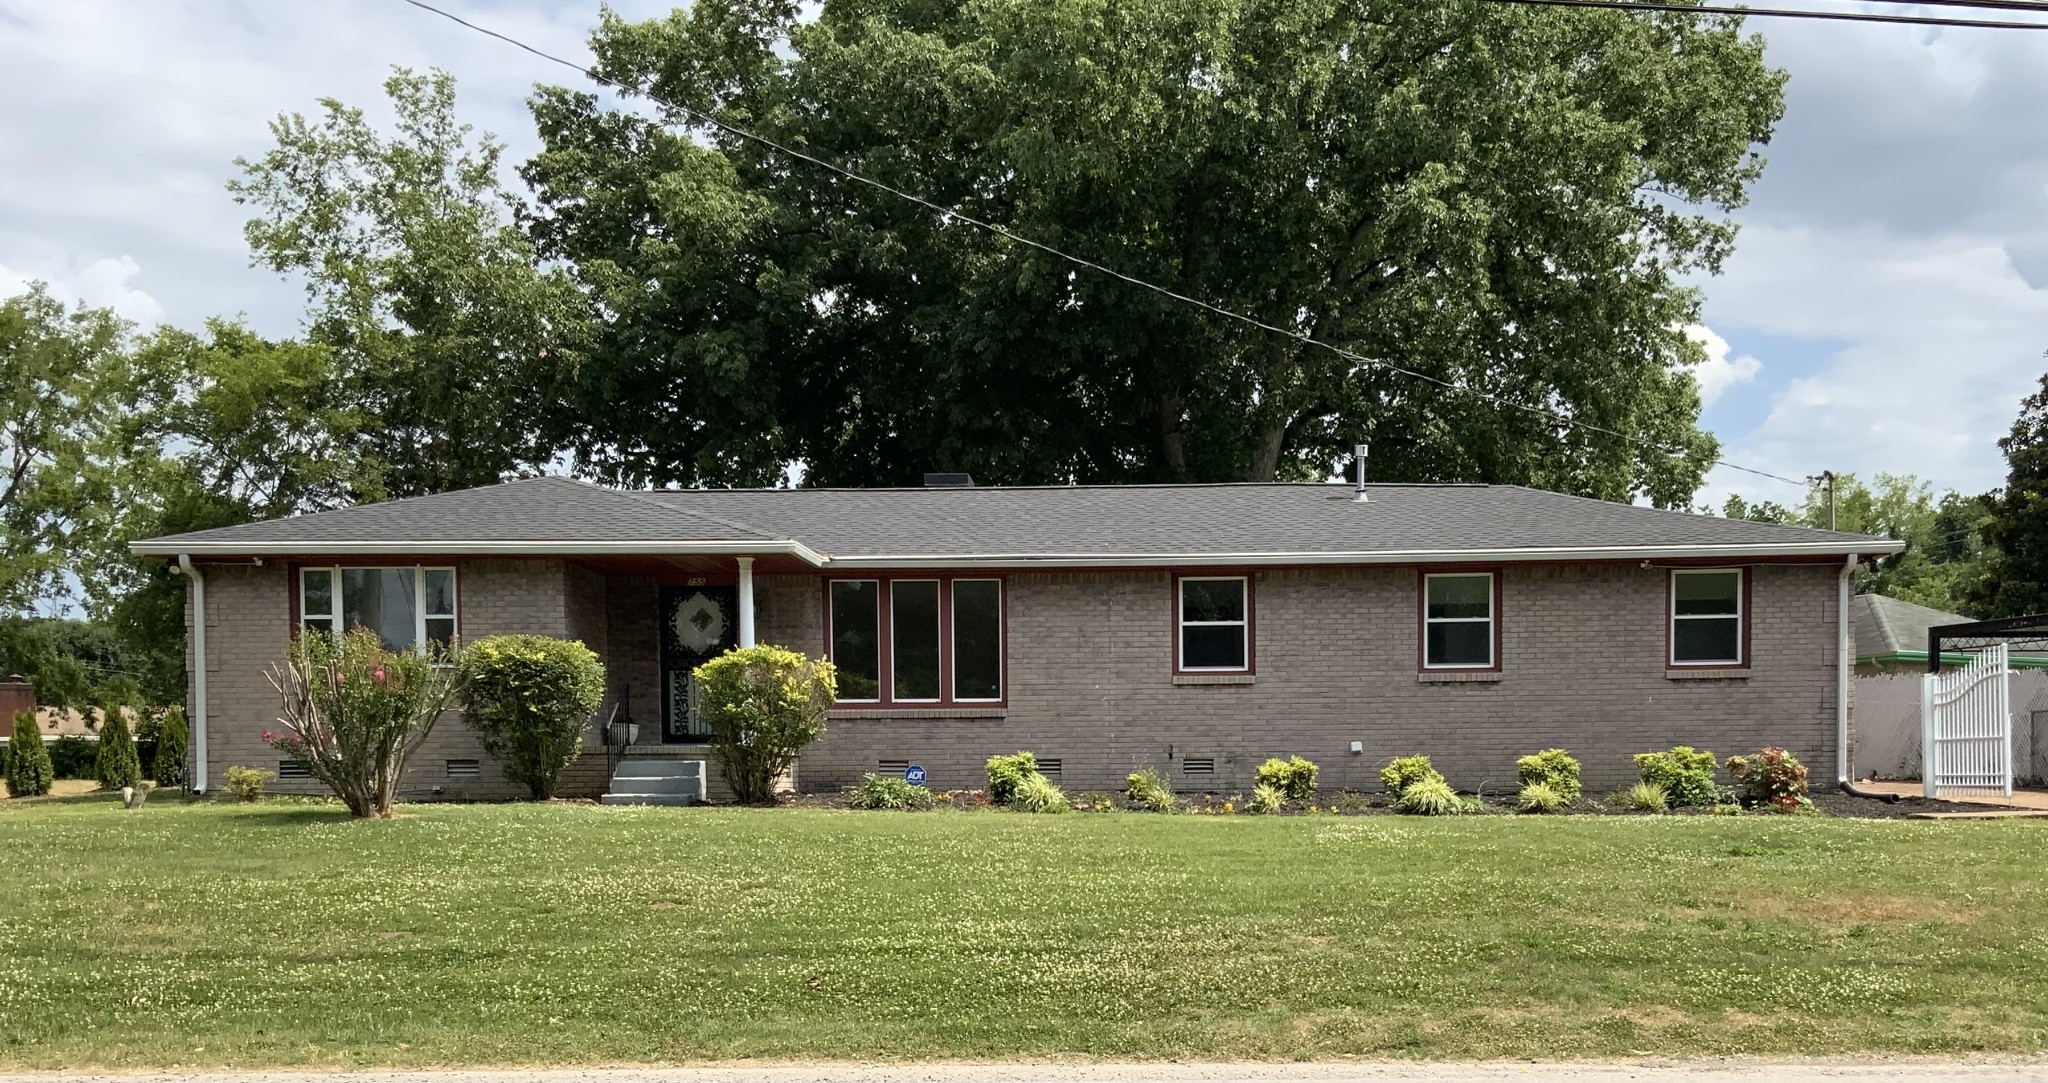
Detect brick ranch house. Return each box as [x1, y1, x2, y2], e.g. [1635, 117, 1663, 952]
[132, 476, 1901, 801]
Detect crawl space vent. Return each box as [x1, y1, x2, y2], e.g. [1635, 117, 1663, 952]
[445, 759, 481, 779]
[1180, 757, 1215, 777]
[1036, 758, 1063, 778]
[277, 760, 311, 780]
[878, 759, 911, 775]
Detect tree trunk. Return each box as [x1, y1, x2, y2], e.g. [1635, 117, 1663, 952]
[1248, 416, 1289, 482]
[1158, 394, 1189, 481]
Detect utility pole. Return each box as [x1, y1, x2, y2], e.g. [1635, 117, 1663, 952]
[1822, 470, 1836, 532]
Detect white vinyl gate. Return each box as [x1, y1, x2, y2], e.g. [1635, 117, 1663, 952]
[1922, 643, 2013, 797]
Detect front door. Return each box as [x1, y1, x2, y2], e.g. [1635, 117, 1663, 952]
[659, 585, 738, 743]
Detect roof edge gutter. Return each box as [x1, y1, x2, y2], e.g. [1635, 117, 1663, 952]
[129, 539, 830, 566]
[824, 540, 1907, 569]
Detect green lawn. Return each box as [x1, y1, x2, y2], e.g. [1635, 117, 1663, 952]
[2, 794, 2046, 1068]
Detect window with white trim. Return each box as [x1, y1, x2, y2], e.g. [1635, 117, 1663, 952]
[1423, 573, 1494, 668]
[1178, 577, 1249, 671]
[1671, 569, 1743, 666]
[300, 566, 457, 653]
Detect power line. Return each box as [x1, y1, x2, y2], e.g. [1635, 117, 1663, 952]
[398, 0, 1814, 488]
[1481, 0, 2048, 30]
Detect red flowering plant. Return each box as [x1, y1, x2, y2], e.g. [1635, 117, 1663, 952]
[266, 626, 464, 818]
[1725, 746, 1813, 814]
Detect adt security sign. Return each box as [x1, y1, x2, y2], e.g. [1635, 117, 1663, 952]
[904, 764, 927, 786]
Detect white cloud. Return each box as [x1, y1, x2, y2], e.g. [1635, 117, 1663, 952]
[0, 254, 166, 326]
[1682, 323, 1763, 408]
[1699, 224, 2048, 506]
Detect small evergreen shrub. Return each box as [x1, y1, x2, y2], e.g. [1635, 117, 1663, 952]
[1124, 768, 1176, 812]
[1255, 756, 1319, 800]
[222, 765, 269, 802]
[1515, 748, 1582, 805]
[1394, 777, 1463, 815]
[1726, 746, 1813, 813]
[6, 710, 53, 798]
[94, 704, 142, 791]
[49, 735, 94, 779]
[1614, 781, 1670, 812]
[1516, 781, 1566, 814]
[1011, 772, 1070, 813]
[1380, 755, 1444, 797]
[460, 635, 608, 799]
[848, 773, 938, 810]
[985, 751, 1039, 806]
[695, 644, 836, 805]
[1247, 782, 1286, 814]
[153, 707, 189, 788]
[1633, 745, 1719, 808]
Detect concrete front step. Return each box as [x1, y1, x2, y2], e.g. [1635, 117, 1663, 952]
[600, 792, 699, 807]
[605, 758, 706, 806]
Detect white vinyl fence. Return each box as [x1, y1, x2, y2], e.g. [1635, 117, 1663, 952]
[1923, 643, 2013, 797]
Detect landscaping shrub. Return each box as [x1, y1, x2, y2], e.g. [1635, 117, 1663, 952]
[1726, 746, 1812, 813]
[1011, 771, 1071, 813]
[1516, 748, 1581, 805]
[1380, 755, 1443, 797]
[694, 644, 836, 805]
[1516, 781, 1566, 814]
[460, 635, 607, 799]
[985, 751, 1039, 806]
[94, 704, 142, 791]
[153, 707, 188, 788]
[1256, 756, 1319, 800]
[1614, 781, 1670, 812]
[1393, 777, 1463, 816]
[1247, 781, 1285, 814]
[267, 626, 464, 818]
[49, 735, 94, 779]
[222, 765, 269, 802]
[848, 773, 937, 811]
[1124, 768, 1176, 812]
[1633, 745, 1719, 808]
[6, 710, 52, 797]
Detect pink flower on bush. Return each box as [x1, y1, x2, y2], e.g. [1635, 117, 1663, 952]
[261, 729, 275, 743]
[372, 664, 388, 685]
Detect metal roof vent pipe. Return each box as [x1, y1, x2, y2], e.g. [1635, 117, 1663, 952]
[924, 473, 976, 487]
[1352, 443, 1369, 503]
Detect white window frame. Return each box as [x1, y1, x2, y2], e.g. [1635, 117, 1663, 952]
[1177, 575, 1250, 673]
[1670, 568, 1745, 667]
[1423, 572, 1496, 670]
[890, 578, 943, 703]
[299, 566, 459, 656]
[950, 578, 1005, 702]
[826, 579, 883, 703]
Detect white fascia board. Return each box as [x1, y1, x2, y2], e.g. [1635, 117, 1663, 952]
[129, 539, 831, 566]
[823, 540, 1907, 569]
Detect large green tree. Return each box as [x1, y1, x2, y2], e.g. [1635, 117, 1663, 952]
[524, 0, 1784, 501]
[1973, 369, 2048, 619]
[231, 68, 587, 497]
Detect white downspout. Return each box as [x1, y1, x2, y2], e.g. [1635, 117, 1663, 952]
[1838, 553, 1855, 785]
[736, 556, 756, 648]
[177, 554, 209, 793]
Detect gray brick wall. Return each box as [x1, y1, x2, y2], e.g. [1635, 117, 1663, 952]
[191, 557, 1844, 803]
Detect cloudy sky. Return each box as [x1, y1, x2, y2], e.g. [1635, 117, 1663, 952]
[3, 1, 2045, 507]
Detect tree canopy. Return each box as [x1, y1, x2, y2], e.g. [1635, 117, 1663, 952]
[524, 0, 1785, 502]
[1972, 368, 2048, 619]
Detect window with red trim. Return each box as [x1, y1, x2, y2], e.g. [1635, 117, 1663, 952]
[826, 577, 1005, 705]
[1670, 568, 1744, 666]
[1177, 576, 1250, 672]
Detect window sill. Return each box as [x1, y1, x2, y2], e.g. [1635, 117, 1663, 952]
[1416, 670, 1502, 684]
[828, 707, 1008, 720]
[1666, 668, 1749, 680]
[1173, 673, 1256, 686]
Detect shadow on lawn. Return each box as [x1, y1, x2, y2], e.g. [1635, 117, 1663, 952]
[224, 803, 359, 827]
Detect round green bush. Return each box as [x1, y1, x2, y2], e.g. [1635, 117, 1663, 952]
[1633, 746, 1718, 808]
[460, 635, 607, 799]
[1380, 755, 1444, 797]
[848, 773, 937, 810]
[1515, 748, 1581, 805]
[985, 751, 1038, 805]
[1124, 768, 1176, 812]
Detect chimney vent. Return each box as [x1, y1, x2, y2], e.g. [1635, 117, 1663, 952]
[1352, 443, 1369, 503]
[924, 473, 976, 488]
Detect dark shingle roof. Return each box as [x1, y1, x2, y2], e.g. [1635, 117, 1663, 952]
[133, 477, 1902, 563]
[1853, 594, 1969, 658]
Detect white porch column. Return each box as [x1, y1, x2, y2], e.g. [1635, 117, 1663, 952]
[736, 556, 756, 648]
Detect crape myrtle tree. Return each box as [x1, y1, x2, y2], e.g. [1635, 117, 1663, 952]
[523, 0, 1785, 504]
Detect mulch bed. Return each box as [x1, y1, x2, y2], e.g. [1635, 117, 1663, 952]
[781, 786, 2013, 818]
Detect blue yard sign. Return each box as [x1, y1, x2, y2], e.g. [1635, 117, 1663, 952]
[905, 764, 927, 786]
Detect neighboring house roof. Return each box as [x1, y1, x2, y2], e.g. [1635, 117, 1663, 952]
[1852, 593, 2048, 670]
[132, 476, 1903, 568]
